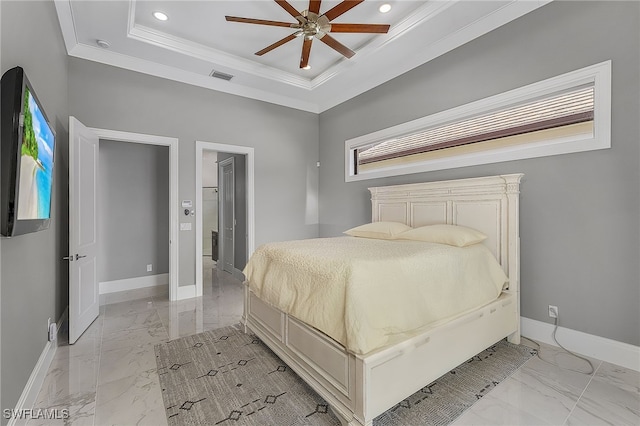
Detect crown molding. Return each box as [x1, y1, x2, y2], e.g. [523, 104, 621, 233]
[68, 43, 320, 112]
[310, 0, 455, 89]
[54, 0, 552, 113]
[315, 0, 553, 111]
[127, 0, 312, 90]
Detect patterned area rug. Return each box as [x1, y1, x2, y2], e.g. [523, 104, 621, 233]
[155, 324, 535, 426]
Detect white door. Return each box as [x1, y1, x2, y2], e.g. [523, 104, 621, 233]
[219, 157, 235, 274]
[68, 117, 100, 344]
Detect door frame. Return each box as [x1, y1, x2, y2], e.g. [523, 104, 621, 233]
[90, 128, 180, 301]
[195, 141, 255, 296]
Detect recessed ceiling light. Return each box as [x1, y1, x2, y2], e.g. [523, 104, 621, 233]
[379, 3, 392, 13]
[153, 11, 169, 21]
[96, 39, 110, 49]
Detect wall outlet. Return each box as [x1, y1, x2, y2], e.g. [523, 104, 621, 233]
[147, 264, 153, 272]
[548, 305, 558, 318]
[47, 318, 57, 342]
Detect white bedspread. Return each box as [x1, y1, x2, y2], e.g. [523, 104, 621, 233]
[244, 237, 508, 355]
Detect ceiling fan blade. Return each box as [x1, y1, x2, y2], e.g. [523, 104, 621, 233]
[318, 33, 355, 58]
[275, 0, 303, 19]
[255, 34, 298, 56]
[300, 38, 313, 69]
[330, 23, 390, 33]
[225, 16, 298, 28]
[308, 0, 322, 15]
[323, 0, 364, 22]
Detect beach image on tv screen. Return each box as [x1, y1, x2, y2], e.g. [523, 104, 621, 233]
[16, 87, 55, 220]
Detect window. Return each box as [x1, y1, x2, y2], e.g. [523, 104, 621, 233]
[346, 61, 611, 182]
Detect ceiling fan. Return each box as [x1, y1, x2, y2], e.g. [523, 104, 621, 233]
[225, 0, 391, 69]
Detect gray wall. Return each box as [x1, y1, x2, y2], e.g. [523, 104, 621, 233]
[319, 1, 640, 346]
[68, 58, 320, 287]
[99, 140, 169, 282]
[0, 0, 69, 417]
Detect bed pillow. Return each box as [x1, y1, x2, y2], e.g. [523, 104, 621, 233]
[344, 221, 412, 240]
[397, 224, 487, 247]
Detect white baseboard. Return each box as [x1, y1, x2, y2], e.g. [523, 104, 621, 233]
[177, 284, 196, 300]
[521, 317, 640, 372]
[9, 309, 68, 426]
[99, 273, 169, 295]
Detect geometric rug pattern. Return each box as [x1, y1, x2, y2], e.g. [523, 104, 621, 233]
[155, 324, 536, 425]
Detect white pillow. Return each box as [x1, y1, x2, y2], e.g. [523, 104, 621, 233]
[344, 221, 412, 240]
[397, 224, 487, 247]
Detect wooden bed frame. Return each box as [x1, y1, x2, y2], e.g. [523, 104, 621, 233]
[242, 174, 523, 425]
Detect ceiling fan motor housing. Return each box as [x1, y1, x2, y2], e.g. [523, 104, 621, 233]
[225, 0, 390, 68]
[300, 11, 331, 40]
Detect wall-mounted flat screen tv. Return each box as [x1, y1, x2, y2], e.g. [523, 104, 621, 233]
[1, 66, 56, 237]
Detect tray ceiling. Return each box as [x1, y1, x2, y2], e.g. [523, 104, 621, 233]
[55, 0, 550, 113]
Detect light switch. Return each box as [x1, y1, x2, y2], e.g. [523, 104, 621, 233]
[180, 223, 192, 231]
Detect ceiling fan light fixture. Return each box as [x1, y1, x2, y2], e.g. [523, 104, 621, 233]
[379, 4, 392, 14]
[302, 65, 311, 70]
[152, 11, 169, 21]
[225, 0, 390, 69]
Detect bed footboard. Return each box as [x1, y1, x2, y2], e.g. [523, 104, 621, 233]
[243, 285, 519, 426]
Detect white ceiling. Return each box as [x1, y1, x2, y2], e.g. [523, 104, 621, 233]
[55, 0, 550, 113]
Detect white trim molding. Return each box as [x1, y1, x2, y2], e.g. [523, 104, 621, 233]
[99, 273, 169, 295]
[177, 284, 197, 300]
[195, 141, 255, 297]
[8, 309, 68, 426]
[89, 128, 180, 301]
[9, 347, 56, 425]
[54, 0, 550, 113]
[346, 61, 612, 182]
[521, 317, 640, 372]
[127, 5, 310, 90]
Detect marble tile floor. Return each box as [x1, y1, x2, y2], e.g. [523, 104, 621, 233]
[28, 260, 243, 426]
[30, 263, 639, 425]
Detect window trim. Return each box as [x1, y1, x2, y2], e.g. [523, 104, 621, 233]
[345, 61, 611, 182]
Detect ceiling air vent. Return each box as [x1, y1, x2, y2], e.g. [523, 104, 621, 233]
[210, 70, 234, 81]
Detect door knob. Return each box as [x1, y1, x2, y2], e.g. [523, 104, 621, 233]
[75, 254, 87, 260]
[62, 256, 74, 261]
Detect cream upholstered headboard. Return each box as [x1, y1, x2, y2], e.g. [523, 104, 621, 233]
[369, 174, 523, 293]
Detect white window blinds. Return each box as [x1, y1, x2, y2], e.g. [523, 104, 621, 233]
[357, 85, 595, 166]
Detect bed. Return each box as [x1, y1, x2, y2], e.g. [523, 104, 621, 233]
[242, 173, 523, 425]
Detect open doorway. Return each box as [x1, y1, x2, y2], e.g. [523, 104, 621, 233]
[98, 140, 170, 304]
[90, 127, 179, 300]
[195, 142, 254, 296]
